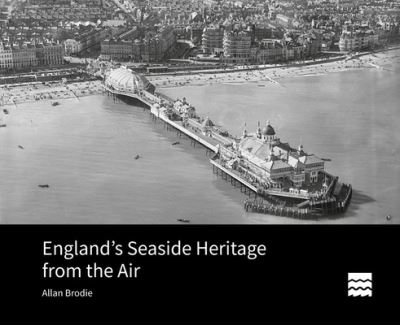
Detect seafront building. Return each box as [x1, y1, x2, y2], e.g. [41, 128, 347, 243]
[220, 30, 320, 65]
[202, 25, 224, 54]
[189, 23, 205, 45]
[254, 39, 285, 64]
[35, 43, 64, 66]
[10, 44, 37, 70]
[339, 30, 379, 52]
[0, 41, 64, 72]
[222, 30, 252, 64]
[0, 42, 13, 70]
[298, 33, 322, 57]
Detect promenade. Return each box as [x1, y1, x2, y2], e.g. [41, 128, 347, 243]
[147, 48, 400, 89]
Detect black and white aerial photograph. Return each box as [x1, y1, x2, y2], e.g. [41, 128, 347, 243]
[0, 0, 399, 224]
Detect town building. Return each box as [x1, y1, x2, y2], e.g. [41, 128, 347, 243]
[140, 26, 176, 62]
[10, 44, 37, 70]
[0, 42, 13, 70]
[64, 27, 110, 55]
[64, 39, 82, 55]
[276, 14, 293, 28]
[222, 30, 251, 64]
[189, 23, 205, 45]
[100, 25, 175, 63]
[251, 25, 273, 42]
[202, 25, 224, 54]
[298, 33, 322, 57]
[35, 43, 64, 66]
[253, 39, 285, 64]
[339, 30, 379, 51]
[285, 43, 305, 60]
[101, 39, 133, 60]
[0, 41, 64, 71]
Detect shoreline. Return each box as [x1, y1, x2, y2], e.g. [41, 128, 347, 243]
[1, 47, 399, 113]
[0, 80, 105, 124]
[148, 48, 400, 89]
[0, 80, 104, 107]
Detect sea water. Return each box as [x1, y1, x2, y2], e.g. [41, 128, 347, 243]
[1, 54, 399, 224]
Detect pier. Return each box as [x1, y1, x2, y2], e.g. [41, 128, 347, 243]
[210, 159, 258, 196]
[104, 78, 352, 219]
[149, 104, 218, 153]
[104, 84, 233, 156]
[104, 84, 259, 194]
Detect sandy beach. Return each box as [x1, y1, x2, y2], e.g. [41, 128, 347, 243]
[147, 50, 400, 88]
[0, 79, 104, 107]
[1, 49, 399, 118]
[0, 79, 105, 124]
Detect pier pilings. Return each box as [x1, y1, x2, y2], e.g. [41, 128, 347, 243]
[211, 159, 257, 198]
[105, 87, 351, 220]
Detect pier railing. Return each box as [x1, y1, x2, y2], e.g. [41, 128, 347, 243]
[105, 83, 352, 217]
[210, 159, 258, 193]
[263, 188, 310, 199]
[149, 105, 219, 153]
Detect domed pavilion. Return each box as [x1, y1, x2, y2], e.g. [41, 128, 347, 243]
[105, 66, 155, 94]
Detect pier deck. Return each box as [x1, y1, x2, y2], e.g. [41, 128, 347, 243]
[150, 105, 219, 153]
[210, 159, 258, 193]
[105, 85, 226, 153]
[104, 84, 351, 217]
[105, 85, 258, 193]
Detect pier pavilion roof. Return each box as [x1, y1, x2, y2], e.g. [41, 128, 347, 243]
[298, 155, 324, 166]
[106, 66, 153, 93]
[274, 141, 292, 153]
[239, 136, 293, 172]
[263, 159, 292, 172]
[287, 153, 324, 169]
[239, 137, 271, 161]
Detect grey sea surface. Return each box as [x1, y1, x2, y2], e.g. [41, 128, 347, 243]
[162, 58, 400, 224]
[1, 56, 399, 223]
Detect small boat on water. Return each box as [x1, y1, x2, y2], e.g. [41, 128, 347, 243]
[51, 101, 60, 106]
[38, 184, 50, 188]
[0, 124, 6, 128]
[172, 141, 180, 145]
[18, 145, 24, 149]
[177, 218, 190, 223]
[134, 154, 140, 160]
[3, 109, 9, 114]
